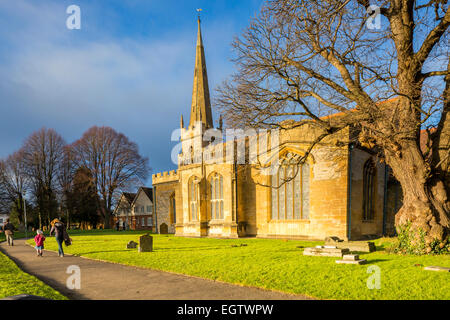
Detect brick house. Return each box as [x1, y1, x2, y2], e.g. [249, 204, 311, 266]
[130, 187, 155, 231]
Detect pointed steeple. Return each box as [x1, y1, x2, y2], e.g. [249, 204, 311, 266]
[189, 17, 213, 129]
[180, 114, 184, 128]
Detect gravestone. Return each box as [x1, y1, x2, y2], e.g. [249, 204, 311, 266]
[139, 234, 153, 252]
[126, 241, 137, 249]
[324, 236, 343, 244]
[160, 223, 168, 234]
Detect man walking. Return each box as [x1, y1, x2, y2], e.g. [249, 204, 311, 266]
[2, 219, 15, 246]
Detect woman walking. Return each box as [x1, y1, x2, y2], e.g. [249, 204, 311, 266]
[49, 219, 66, 257]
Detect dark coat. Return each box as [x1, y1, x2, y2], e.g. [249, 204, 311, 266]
[2, 223, 14, 235]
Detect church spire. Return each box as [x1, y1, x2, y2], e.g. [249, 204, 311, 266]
[189, 16, 213, 129]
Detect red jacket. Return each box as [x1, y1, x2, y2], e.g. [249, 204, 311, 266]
[34, 234, 45, 247]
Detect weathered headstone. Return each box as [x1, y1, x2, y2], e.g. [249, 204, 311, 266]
[126, 241, 137, 249]
[139, 234, 153, 252]
[324, 236, 343, 243]
[424, 266, 450, 272]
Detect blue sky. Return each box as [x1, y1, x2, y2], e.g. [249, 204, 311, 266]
[0, 0, 264, 185]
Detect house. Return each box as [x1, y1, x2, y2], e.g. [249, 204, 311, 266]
[113, 192, 135, 229]
[151, 18, 400, 240]
[113, 188, 155, 231]
[130, 187, 155, 231]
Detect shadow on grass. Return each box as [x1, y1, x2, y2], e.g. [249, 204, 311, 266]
[71, 249, 130, 256]
[365, 259, 389, 264]
[155, 246, 232, 251]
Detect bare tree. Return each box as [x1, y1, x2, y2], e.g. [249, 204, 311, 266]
[217, 0, 449, 252]
[57, 145, 76, 228]
[0, 150, 29, 223]
[22, 128, 66, 229]
[71, 126, 150, 228]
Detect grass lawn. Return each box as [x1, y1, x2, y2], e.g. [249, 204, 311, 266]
[0, 250, 67, 300]
[28, 229, 449, 300]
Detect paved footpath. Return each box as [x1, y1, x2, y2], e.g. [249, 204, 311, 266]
[0, 240, 311, 300]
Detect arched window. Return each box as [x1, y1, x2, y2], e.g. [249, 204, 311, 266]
[169, 193, 176, 224]
[189, 177, 199, 221]
[363, 159, 376, 221]
[271, 153, 310, 220]
[210, 173, 224, 220]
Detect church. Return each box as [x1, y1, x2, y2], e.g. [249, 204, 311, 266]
[151, 18, 401, 240]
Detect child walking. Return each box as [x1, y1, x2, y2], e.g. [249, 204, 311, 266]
[34, 230, 45, 257]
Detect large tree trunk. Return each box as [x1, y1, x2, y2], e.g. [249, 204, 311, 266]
[386, 141, 450, 253]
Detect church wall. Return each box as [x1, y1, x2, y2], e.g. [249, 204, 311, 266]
[237, 126, 351, 240]
[249, 144, 349, 240]
[178, 163, 238, 238]
[153, 178, 179, 235]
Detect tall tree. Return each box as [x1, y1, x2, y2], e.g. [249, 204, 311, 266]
[217, 0, 449, 253]
[0, 150, 29, 224]
[57, 146, 76, 228]
[67, 166, 99, 229]
[22, 128, 66, 229]
[71, 126, 150, 228]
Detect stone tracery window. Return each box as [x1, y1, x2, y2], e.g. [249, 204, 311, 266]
[170, 192, 176, 224]
[210, 173, 224, 220]
[362, 159, 376, 221]
[271, 153, 310, 220]
[189, 177, 200, 221]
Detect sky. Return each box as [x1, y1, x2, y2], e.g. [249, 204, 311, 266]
[0, 0, 264, 186]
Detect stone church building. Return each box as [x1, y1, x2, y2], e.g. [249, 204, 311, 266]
[152, 18, 401, 240]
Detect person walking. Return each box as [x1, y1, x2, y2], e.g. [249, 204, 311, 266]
[2, 219, 15, 246]
[34, 230, 46, 257]
[49, 219, 66, 257]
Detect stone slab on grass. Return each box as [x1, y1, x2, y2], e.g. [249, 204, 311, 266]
[335, 259, 367, 265]
[343, 254, 359, 261]
[424, 266, 450, 272]
[303, 247, 350, 257]
[335, 242, 376, 252]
